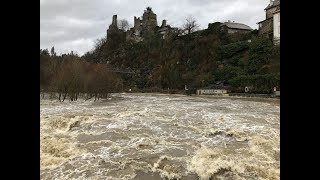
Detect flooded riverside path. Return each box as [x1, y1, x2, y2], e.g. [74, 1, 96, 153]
[40, 93, 280, 180]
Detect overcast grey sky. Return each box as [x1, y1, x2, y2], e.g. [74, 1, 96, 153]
[40, 0, 270, 56]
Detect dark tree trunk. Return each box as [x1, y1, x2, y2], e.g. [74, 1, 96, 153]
[62, 93, 67, 102]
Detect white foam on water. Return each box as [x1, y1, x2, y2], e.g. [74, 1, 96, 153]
[41, 93, 279, 179]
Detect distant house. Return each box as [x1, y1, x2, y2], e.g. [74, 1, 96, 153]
[257, 0, 280, 44]
[220, 20, 253, 34]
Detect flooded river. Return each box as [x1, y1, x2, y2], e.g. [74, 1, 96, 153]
[40, 93, 280, 180]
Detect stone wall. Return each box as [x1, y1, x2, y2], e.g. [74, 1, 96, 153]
[266, 6, 278, 19]
[258, 18, 273, 37]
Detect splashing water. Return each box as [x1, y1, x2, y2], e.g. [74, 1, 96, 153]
[40, 93, 280, 180]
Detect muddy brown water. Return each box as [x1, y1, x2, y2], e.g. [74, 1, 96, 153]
[40, 93, 280, 180]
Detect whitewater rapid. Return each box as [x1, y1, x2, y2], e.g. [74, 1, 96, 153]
[40, 93, 280, 180]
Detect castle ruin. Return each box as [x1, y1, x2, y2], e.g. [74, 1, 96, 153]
[106, 14, 126, 50]
[107, 7, 173, 43]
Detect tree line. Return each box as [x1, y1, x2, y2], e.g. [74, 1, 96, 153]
[40, 49, 122, 101]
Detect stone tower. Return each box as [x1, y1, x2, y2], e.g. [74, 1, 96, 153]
[125, 7, 173, 42]
[141, 7, 157, 38]
[161, 20, 167, 27]
[142, 7, 157, 28]
[108, 15, 118, 30]
[107, 15, 125, 45]
[112, 15, 118, 28]
[134, 16, 142, 29]
[133, 16, 142, 36]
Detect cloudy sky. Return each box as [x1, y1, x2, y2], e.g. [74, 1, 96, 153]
[40, 0, 270, 56]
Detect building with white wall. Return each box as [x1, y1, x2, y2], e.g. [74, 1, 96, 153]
[257, 0, 280, 44]
[273, 10, 280, 44]
[220, 21, 253, 34]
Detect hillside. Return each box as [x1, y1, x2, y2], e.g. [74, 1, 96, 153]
[82, 22, 280, 94]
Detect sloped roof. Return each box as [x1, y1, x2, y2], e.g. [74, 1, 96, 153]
[265, 0, 280, 10]
[221, 22, 253, 30]
[257, 17, 273, 24]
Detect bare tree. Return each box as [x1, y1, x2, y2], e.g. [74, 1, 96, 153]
[172, 28, 184, 36]
[118, 19, 130, 31]
[94, 37, 107, 51]
[182, 15, 200, 34]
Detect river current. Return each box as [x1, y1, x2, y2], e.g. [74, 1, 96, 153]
[40, 93, 280, 180]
